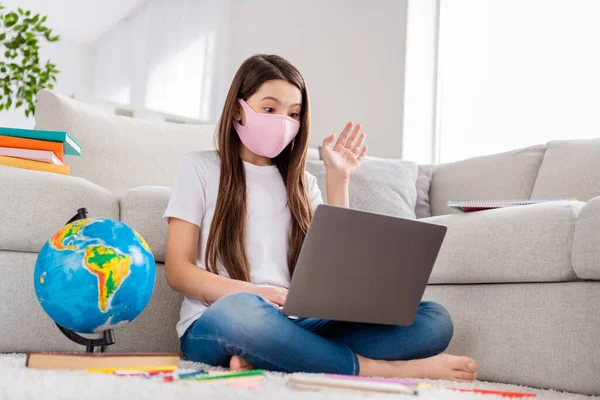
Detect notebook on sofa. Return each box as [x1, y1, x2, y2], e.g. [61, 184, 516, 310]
[448, 198, 577, 213]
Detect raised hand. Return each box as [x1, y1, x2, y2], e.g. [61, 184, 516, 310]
[321, 122, 368, 180]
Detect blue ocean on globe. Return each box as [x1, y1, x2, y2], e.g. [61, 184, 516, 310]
[34, 218, 156, 334]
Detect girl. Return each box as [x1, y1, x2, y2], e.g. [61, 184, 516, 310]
[164, 54, 477, 381]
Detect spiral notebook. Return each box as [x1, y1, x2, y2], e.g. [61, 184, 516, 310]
[448, 198, 577, 213]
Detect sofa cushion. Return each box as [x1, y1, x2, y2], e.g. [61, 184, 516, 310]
[531, 139, 600, 202]
[424, 201, 584, 284]
[306, 148, 321, 161]
[572, 195, 600, 280]
[119, 187, 171, 263]
[305, 159, 418, 219]
[430, 145, 547, 216]
[0, 166, 119, 253]
[415, 165, 432, 219]
[34, 90, 216, 195]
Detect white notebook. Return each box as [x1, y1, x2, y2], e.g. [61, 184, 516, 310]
[288, 374, 416, 395]
[448, 198, 576, 212]
[0, 147, 63, 165]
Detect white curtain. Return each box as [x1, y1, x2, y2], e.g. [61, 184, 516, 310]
[92, 0, 231, 122]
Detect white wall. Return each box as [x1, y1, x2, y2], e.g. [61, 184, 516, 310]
[0, 40, 94, 129]
[228, 0, 408, 158]
[92, 0, 231, 123]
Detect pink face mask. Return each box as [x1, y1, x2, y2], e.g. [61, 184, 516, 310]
[233, 99, 300, 158]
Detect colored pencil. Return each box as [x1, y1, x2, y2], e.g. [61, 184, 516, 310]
[87, 365, 177, 374]
[447, 388, 536, 397]
[187, 369, 264, 382]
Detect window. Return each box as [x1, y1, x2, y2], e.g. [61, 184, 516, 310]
[404, 0, 600, 164]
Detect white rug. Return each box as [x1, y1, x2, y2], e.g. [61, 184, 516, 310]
[0, 354, 596, 400]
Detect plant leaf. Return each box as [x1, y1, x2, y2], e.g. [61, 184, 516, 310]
[0, 8, 61, 119]
[4, 12, 18, 28]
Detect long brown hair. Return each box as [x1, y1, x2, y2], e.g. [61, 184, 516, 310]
[205, 54, 313, 281]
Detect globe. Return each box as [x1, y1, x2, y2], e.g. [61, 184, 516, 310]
[34, 218, 156, 334]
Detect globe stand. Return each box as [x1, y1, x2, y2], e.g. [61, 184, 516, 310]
[55, 207, 116, 353]
[55, 323, 115, 353]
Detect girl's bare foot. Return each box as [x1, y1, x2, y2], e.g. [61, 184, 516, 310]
[229, 355, 254, 371]
[359, 353, 477, 382]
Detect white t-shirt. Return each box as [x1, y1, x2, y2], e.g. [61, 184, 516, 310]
[163, 151, 323, 337]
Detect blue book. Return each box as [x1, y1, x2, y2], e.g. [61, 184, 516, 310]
[0, 126, 82, 156]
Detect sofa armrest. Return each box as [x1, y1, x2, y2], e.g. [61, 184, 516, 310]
[0, 166, 118, 253]
[119, 186, 171, 263]
[573, 196, 600, 280]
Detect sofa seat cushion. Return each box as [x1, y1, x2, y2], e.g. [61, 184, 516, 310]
[424, 201, 584, 284]
[119, 186, 171, 263]
[0, 166, 119, 253]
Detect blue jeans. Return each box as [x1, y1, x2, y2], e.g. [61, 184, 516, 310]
[180, 293, 453, 375]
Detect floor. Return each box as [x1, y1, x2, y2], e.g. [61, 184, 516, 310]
[1, 354, 597, 400]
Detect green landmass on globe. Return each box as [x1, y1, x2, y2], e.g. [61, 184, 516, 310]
[34, 218, 156, 334]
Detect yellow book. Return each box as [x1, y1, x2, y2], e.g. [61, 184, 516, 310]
[0, 155, 70, 175]
[26, 352, 181, 371]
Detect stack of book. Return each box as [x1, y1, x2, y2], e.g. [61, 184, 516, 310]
[0, 126, 82, 176]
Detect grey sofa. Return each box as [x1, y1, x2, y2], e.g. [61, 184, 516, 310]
[1, 91, 599, 395]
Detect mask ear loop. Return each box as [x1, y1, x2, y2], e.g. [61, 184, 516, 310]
[234, 99, 253, 126]
[233, 100, 243, 125]
[238, 98, 255, 115]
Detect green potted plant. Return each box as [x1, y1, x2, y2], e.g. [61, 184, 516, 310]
[0, 3, 60, 117]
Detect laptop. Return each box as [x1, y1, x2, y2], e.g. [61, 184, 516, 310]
[282, 205, 447, 326]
